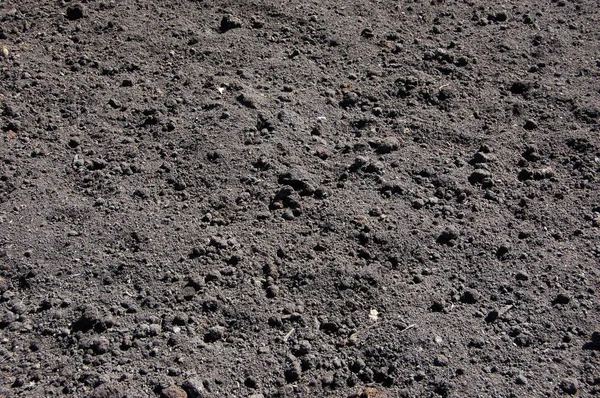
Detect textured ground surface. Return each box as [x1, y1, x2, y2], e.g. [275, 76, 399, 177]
[0, 0, 599, 397]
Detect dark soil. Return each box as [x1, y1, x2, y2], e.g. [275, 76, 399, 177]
[0, 1, 599, 397]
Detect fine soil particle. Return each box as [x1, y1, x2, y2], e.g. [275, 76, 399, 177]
[0, 0, 599, 397]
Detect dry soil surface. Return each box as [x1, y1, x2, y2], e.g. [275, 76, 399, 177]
[0, 1, 599, 397]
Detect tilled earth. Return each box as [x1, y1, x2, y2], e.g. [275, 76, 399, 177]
[0, 1, 599, 397]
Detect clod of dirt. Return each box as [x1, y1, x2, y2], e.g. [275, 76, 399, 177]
[340, 91, 360, 108]
[91, 336, 110, 355]
[552, 293, 571, 305]
[522, 145, 541, 161]
[510, 81, 531, 95]
[460, 290, 481, 304]
[278, 168, 316, 196]
[369, 137, 400, 154]
[236, 92, 262, 109]
[430, 300, 445, 312]
[468, 337, 486, 348]
[65, 4, 86, 21]
[160, 385, 188, 398]
[284, 358, 303, 382]
[349, 387, 388, 398]
[523, 119, 538, 130]
[470, 151, 493, 165]
[559, 379, 579, 395]
[220, 15, 242, 32]
[89, 384, 126, 398]
[590, 331, 600, 348]
[485, 309, 499, 323]
[437, 226, 459, 245]
[469, 169, 493, 186]
[204, 326, 225, 342]
[515, 271, 529, 281]
[181, 377, 206, 398]
[515, 374, 528, 385]
[518, 167, 555, 181]
[266, 284, 279, 298]
[434, 355, 449, 367]
[412, 198, 425, 209]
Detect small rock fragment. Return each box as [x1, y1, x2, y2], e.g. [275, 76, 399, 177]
[515, 374, 528, 385]
[496, 244, 510, 258]
[204, 326, 225, 343]
[220, 15, 242, 32]
[370, 137, 400, 154]
[518, 168, 533, 181]
[266, 285, 279, 298]
[552, 293, 570, 305]
[510, 81, 530, 95]
[434, 355, 449, 367]
[182, 377, 205, 398]
[523, 119, 538, 130]
[66, 4, 86, 20]
[278, 168, 316, 196]
[91, 336, 110, 355]
[430, 300, 445, 312]
[533, 167, 554, 180]
[412, 199, 425, 209]
[181, 286, 196, 300]
[133, 189, 148, 199]
[350, 387, 388, 398]
[522, 145, 541, 161]
[437, 226, 459, 245]
[284, 359, 302, 382]
[236, 92, 261, 109]
[161, 385, 188, 398]
[173, 312, 189, 326]
[515, 271, 529, 281]
[485, 309, 499, 323]
[460, 290, 480, 304]
[468, 337, 485, 348]
[89, 384, 126, 398]
[108, 98, 121, 109]
[470, 152, 491, 164]
[590, 331, 600, 348]
[340, 91, 359, 108]
[469, 169, 493, 186]
[559, 379, 578, 395]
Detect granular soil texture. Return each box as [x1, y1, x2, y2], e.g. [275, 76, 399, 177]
[0, 0, 599, 397]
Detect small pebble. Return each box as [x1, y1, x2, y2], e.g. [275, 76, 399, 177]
[559, 379, 578, 395]
[160, 385, 187, 398]
[523, 119, 538, 130]
[220, 15, 242, 32]
[266, 285, 279, 298]
[434, 355, 449, 367]
[552, 293, 570, 305]
[437, 226, 459, 245]
[412, 199, 425, 209]
[515, 374, 527, 385]
[515, 271, 529, 281]
[460, 290, 480, 304]
[485, 309, 499, 323]
[65, 4, 86, 21]
[204, 326, 225, 343]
